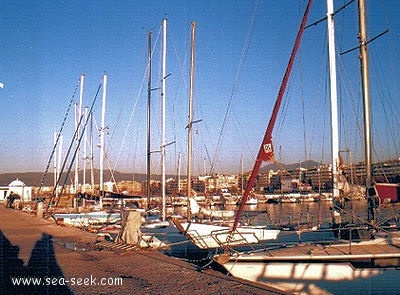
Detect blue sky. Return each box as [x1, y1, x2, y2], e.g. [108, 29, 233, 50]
[0, 0, 399, 177]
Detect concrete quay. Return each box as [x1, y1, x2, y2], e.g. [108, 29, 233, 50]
[0, 206, 285, 294]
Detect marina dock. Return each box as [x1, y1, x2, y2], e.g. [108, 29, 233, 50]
[0, 206, 285, 294]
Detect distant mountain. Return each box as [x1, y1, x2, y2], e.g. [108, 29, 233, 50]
[0, 170, 149, 187]
[0, 160, 321, 187]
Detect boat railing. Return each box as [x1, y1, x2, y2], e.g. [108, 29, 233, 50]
[183, 226, 262, 249]
[185, 228, 232, 249]
[209, 223, 400, 257]
[139, 231, 171, 249]
[212, 229, 261, 250]
[255, 224, 400, 255]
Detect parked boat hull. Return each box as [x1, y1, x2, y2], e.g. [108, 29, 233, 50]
[214, 237, 400, 294]
[375, 183, 400, 203]
[173, 218, 280, 249]
[217, 259, 400, 295]
[52, 211, 121, 227]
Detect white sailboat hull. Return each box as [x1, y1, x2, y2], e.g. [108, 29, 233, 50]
[173, 219, 280, 249]
[219, 259, 400, 295]
[53, 211, 121, 227]
[188, 197, 235, 219]
[214, 237, 400, 294]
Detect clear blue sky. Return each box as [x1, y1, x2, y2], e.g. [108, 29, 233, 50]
[0, 0, 399, 177]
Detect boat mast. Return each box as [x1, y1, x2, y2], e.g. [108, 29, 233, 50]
[178, 152, 182, 193]
[83, 106, 88, 193]
[358, 0, 374, 222]
[74, 104, 78, 193]
[358, 0, 372, 189]
[54, 130, 62, 200]
[161, 19, 167, 222]
[90, 111, 95, 193]
[187, 21, 196, 220]
[75, 74, 84, 193]
[326, 0, 340, 199]
[147, 31, 152, 210]
[99, 72, 107, 208]
[241, 155, 244, 195]
[232, 0, 313, 232]
[57, 134, 63, 198]
[79, 74, 84, 192]
[54, 130, 57, 193]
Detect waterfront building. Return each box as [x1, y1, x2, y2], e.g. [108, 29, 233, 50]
[6, 179, 32, 202]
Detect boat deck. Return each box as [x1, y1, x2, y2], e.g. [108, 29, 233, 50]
[231, 237, 400, 263]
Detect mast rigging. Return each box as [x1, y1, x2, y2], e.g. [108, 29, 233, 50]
[232, 0, 313, 232]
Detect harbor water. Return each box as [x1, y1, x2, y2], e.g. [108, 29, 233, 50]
[151, 199, 400, 266]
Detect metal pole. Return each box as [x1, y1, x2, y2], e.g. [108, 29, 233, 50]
[358, 0, 372, 188]
[327, 0, 340, 199]
[161, 19, 167, 222]
[358, 0, 374, 222]
[187, 22, 196, 220]
[147, 31, 152, 209]
[99, 72, 107, 208]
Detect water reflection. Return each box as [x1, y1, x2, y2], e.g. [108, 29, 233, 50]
[192, 199, 398, 228]
[159, 199, 400, 267]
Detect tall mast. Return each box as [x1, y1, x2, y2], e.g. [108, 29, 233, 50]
[78, 74, 85, 192]
[53, 130, 57, 191]
[326, 0, 340, 199]
[358, 0, 374, 222]
[53, 130, 59, 200]
[57, 134, 63, 200]
[83, 106, 88, 192]
[178, 152, 182, 193]
[147, 31, 152, 209]
[358, 0, 372, 189]
[161, 19, 167, 222]
[57, 135, 63, 182]
[90, 111, 95, 193]
[75, 74, 84, 193]
[74, 103, 79, 193]
[232, 0, 313, 232]
[99, 72, 107, 208]
[187, 21, 196, 220]
[241, 155, 244, 194]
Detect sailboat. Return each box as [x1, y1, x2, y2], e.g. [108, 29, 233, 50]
[187, 197, 235, 220]
[140, 23, 170, 230]
[172, 20, 281, 250]
[212, 1, 400, 294]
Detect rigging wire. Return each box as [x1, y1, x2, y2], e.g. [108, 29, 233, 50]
[305, 0, 356, 29]
[370, 47, 399, 160]
[230, 108, 254, 168]
[338, 56, 364, 161]
[336, 0, 397, 169]
[301, 28, 328, 164]
[368, 2, 400, 161]
[47, 80, 103, 210]
[109, 26, 162, 177]
[209, 0, 259, 174]
[298, 36, 307, 160]
[36, 79, 80, 198]
[168, 22, 190, 178]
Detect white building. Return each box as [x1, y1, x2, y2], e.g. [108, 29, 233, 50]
[6, 179, 32, 202]
[0, 186, 8, 201]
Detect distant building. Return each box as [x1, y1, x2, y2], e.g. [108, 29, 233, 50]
[0, 185, 8, 201]
[7, 179, 32, 202]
